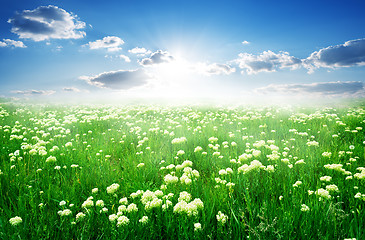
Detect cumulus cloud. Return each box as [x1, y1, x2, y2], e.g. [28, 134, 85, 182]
[80, 69, 150, 89]
[242, 40, 250, 45]
[8, 5, 86, 41]
[236, 50, 302, 74]
[196, 63, 236, 76]
[0, 39, 26, 48]
[234, 38, 365, 74]
[139, 50, 174, 66]
[128, 47, 151, 56]
[86, 36, 124, 52]
[63, 87, 80, 92]
[255, 81, 364, 96]
[119, 54, 131, 62]
[12, 89, 56, 95]
[305, 38, 365, 72]
[104, 54, 130, 62]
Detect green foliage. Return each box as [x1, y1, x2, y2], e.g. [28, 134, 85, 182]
[0, 103, 364, 239]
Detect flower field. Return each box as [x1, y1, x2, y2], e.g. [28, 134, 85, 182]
[0, 102, 364, 239]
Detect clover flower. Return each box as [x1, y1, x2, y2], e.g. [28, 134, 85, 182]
[252, 149, 261, 157]
[101, 207, 108, 213]
[178, 191, 191, 202]
[145, 198, 163, 211]
[354, 168, 365, 179]
[130, 190, 144, 199]
[137, 163, 145, 168]
[238, 160, 263, 174]
[118, 205, 127, 214]
[315, 188, 331, 199]
[139, 216, 149, 224]
[293, 181, 302, 188]
[29, 149, 37, 155]
[180, 174, 192, 185]
[109, 214, 118, 222]
[126, 203, 138, 213]
[76, 212, 86, 222]
[265, 165, 275, 172]
[171, 137, 187, 144]
[39, 149, 47, 156]
[295, 159, 305, 165]
[306, 141, 319, 147]
[58, 209, 72, 216]
[46, 156, 57, 163]
[267, 153, 280, 161]
[301, 204, 310, 212]
[194, 146, 203, 152]
[165, 164, 175, 170]
[322, 152, 332, 158]
[116, 216, 130, 227]
[213, 152, 220, 157]
[96, 200, 104, 207]
[326, 184, 339, 192]
[82, 197, 94, 208]
[354, 192, 365, 200]
[216, 211, 228, 225]
[164, 174, 179, 184]
[162, 200, 173, 211]
[320, 176, 332, 182]
[324, 164, 346, 174]
[181, 160, 193, 168]
[9, 216, 22, 226]
[106, 183, 120, 194]
[194, 222, 202, 231]
[208, 137, 218, 143]
[173, 200, 201, 217]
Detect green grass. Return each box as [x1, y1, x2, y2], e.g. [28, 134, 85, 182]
[0, 102, 364, 239]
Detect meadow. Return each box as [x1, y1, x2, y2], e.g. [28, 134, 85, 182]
[0, 101, 364, 239]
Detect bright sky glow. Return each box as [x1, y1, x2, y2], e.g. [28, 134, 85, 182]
[1, 0, 365, 103]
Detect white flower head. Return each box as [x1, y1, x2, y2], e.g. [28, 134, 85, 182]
[9, 216, 22, 226]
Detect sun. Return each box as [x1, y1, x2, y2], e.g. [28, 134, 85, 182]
[155, 55, 193, 82]
[138, 54, 200, 99]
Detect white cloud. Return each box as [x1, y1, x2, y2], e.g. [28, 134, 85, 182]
[196, 63, 236, 76]
[53, 45, 63, 52]
[8, 5, 86, 41]
[128, 47, 151, 56]
[139, 50, 174, 66]
[80, 69, 150, 89]
[255, 81, 364, 96]
[242, 40, 250, 45]
[104, 54, 131, 62]
[12, 89, 56, 95]
[0, 39, 26, 48]
[63, 87, 80, 92]
[305, 38, 365, 73]
[235, 50, 302, 74]
[86, 36, 124, 52]
[119, 54, 131, 62]
[234, 38, 365, 75]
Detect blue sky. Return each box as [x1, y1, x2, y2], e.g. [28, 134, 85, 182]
[1, 0, 365, 102]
